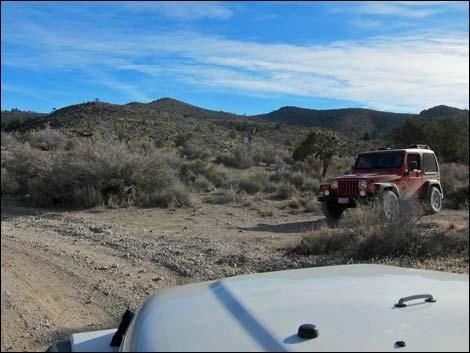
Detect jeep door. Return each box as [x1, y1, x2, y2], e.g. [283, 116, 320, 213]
[401, 153, 423, 197]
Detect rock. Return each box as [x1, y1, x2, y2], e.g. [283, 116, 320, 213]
[152, 277, 164, 282]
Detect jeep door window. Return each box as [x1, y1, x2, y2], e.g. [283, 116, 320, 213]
[407, 154, 421, 171]
[423, 153, 438, 174]
[355, 152, 404, 169]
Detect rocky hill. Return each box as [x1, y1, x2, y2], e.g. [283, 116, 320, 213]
[2, 98, 467, 151]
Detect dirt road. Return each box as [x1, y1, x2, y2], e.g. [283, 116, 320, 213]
[1, 200, 468, 351]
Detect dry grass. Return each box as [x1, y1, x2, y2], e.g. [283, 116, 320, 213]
[294, 201, 469, 261]
[440, 163, 469, 209]
[262, 207, 279, 217]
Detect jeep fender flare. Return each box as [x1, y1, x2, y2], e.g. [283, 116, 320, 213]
[424, 180, 443, 198]
[373, 183, 401, 198]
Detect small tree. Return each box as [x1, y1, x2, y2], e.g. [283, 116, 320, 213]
[293, 129, 343, 177]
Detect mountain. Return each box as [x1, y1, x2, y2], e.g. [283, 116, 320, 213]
[253, 107, 413, 136]
[418, 105, 469, 121]
[2, 99, 468, 142]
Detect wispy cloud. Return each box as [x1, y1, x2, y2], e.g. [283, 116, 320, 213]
[328, 1, 459, 18]
[118, 1, 233, 20]
[2, 9, 469, 112]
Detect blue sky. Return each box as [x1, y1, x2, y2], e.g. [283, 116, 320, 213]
[1, 1, 469, 114]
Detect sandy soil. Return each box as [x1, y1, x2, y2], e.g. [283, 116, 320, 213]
[1, 199, 468, 352]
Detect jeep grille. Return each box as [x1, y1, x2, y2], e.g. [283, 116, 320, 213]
[338, 180, 359, 196]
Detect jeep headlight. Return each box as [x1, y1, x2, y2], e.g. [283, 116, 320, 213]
[331, 180, 339, 189]
[358, 180, 367, 190]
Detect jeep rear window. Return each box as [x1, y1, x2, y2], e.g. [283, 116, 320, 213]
[355, 152, 404, 169]
[423, 153, 438, 173]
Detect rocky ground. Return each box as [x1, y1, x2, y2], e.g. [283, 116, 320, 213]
[1, 199, 468, 352]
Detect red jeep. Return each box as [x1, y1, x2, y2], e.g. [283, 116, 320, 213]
[318, 145, 443, 219]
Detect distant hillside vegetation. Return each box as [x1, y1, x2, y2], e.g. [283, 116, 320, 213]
[418, 105, 469, 121]
[0, 109, 47, 130]
[254, 105, 468, 136]
[2, 98, 468, 147]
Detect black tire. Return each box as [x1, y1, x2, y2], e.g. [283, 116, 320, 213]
[382, 190, 400, 219]
[321, 202, 344, 220]
[425, 186, 443, 214]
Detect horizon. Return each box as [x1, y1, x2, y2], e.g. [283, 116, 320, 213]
[3, 96, 467, 116]
[2, 1, 469, 115]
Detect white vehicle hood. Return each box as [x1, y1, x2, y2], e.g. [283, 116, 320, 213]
[118, 264, 469, 352]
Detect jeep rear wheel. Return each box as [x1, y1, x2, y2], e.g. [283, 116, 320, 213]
[321, 202, 344, 220]
[425, 186, 443, 214]
[382, 190, 400, 219]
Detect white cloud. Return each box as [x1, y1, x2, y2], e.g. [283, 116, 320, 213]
[328, 1, 448, 18]
[119, 1, 233, 20]
[2, 23, 469, 112]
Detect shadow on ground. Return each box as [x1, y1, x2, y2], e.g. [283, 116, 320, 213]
[238, 219, 327, 233]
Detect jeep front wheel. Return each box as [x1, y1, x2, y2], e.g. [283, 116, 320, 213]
[321, 202, 344, 220]
[382, 190, 400, 219]
[425, 186, 443, 214]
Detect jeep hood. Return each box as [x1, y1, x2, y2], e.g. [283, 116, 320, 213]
[115, 264, 469, 352]
[334, 173, 401, 183]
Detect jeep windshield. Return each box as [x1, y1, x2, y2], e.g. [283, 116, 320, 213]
[354, 151, 404, 170]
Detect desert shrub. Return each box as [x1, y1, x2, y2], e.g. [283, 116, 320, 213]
[252, 145, 278, 166]
[275, 183, 297, 199]
[180, 139, 211, 160]
[221, 176, 240, 190]
[287, 196, 320, 213]
[302, 178, 321, 193]
[1, 131, 17, 149]
[1, 168, 19, 195]
[287, 172, 305, 188]
[302, 197, 320, 212]
[140, 182, 192, 208]
[212, 187, 240, 204]
[2, 134, 186, 209]
[180, 159, 220, 186]
[1, 142, 51, 193]
[71, 186, 105, 209]
[269, 169, 291, 184]
[292, 156, 324, 179]
[326, 157, 355, 177]
[440, 163, 469, 209]
[193, 175, 214, 193]
[174, 133, 193, 147]
[238, 172, 269, 194]
[215, 146, 254, 169]
[294, 201, 468, 260]
[215, 152, 239, 168]
[26, 127, 67, 151]
[156, 149, 183, 170]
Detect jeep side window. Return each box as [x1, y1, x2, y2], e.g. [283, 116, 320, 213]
[407, 154, 421, 171]
[423, 153, 438, 174]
